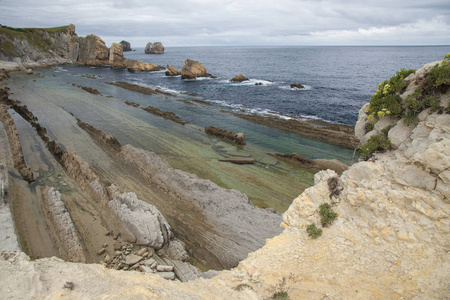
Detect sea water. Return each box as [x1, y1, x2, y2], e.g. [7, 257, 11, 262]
[122, 45, 450, 125]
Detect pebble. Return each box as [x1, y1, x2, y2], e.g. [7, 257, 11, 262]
[125, 254, 143, 265]
[137, 248, 147, 256]
[157, 265, 174, 272]
[97, 248, 106, 255]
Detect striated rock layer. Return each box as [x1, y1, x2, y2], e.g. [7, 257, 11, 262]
[41, 187, 86, 262]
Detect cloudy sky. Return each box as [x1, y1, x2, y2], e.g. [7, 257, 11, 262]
[1, 0, 449, 47]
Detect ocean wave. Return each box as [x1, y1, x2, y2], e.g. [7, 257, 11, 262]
[222, 79, 274, 86]
[53, 66, 68, 72]
[209, 100, 243, 109]
[278, 84, 313, 91]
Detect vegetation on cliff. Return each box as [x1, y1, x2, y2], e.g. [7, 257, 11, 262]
[0, 25, 73, 57]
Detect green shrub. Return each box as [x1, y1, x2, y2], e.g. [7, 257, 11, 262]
[271, 291, 289, 299]
[319, 203, 338, 227]
[359, 134, 391, 160]
[306, 223, 322, 239]
[365, 122, 374, 133]
[428, 61, 450, 90]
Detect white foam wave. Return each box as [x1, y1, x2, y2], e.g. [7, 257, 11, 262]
[278, 84, 313, 91]
[222, 79, 274, 86]
[53, 66, 68, 72]
[209, 100, 244, 109]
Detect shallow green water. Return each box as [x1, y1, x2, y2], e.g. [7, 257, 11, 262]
[6, 68, 354, 211]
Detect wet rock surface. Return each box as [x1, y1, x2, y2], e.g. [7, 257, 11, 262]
[230, 74, 249, 82]
[268, 152, 349, 174]
[234, 113, 358, 149]
[205, 126, 246, 145]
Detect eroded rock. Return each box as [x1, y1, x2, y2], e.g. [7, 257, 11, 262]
[181, 59, 211, 79]
[230, 74, 249, 82]
[108, 192, 172, 249]
[205, 126, 246, 145]
[145, 42, 164, 54]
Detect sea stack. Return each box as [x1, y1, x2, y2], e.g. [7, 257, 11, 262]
[230, 74, 249, 82]
[119, 40, 132, 52]
[145, 42, 164, 54]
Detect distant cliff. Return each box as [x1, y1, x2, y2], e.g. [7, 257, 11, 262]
[0, 24, 163, 71]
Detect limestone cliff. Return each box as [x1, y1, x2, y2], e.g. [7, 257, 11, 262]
[0, 59, 448, 299]
[0, 24, 164, 71]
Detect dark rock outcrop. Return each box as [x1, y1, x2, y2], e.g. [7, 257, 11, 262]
[181, 59, 212, 79]
[219, 157, 255, 164]
[165, 65, 180, 76]
[205, 126, 246, 145]
[290, 82, 304, 89]
[230, 74, 249, 82]
[145, 42, 164, 54]
[268, 152, 349, 174]
[119, 40, 132, 52]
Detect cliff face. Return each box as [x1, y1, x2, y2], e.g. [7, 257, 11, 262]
[0, 24, 76, 70]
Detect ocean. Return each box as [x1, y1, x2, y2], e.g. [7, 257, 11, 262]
[118, 46, 450, 125]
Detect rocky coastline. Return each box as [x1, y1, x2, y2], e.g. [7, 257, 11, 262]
[234, 112, 359, 149]
[0, 24, 448, 299]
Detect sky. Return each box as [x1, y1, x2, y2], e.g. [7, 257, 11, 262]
[0, 0, 449, 47]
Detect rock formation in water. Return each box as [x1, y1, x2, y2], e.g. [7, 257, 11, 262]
[290, 82, 304, 89]
[181, 59, 212, 79]
[126, 59, 165, 72]
[230, 74, 249, 82]
[119, 40, 132, 51]
[145, 42, 165, 54]
[205, 126, 246, 145]
[165, 64, 180, 76]
[109, 42, 128, 69]
[74, 34, 110, 66]
[0, 24, 164, 72]
[268, 152, 349, 174]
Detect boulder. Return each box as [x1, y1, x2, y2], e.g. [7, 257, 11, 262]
[145, 42, 164, 54]
[290, 82, 304, 89]
[127, 60, 165, 72]
[181, 59, 211, 79]
[230, 74, 249, 82]
[108, 192, 172, 249]
[119, 40, 132, 52]
[165, 64, 180, 76]
[109, 43, 127, 69]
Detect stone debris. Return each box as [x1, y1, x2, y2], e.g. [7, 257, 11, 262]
[103, 242, 198, 281]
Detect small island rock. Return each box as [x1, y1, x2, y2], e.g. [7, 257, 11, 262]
[145, 42, 164, 54]
[165, 64, 180, 76]
[290, 82, 304, 89]
[120, 40, 132, 52]
[127, 60, 165, 72]
[230, 74, 249, 82]
[181, 59, 211, 79]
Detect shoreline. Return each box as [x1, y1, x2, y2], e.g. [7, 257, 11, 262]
[233, 112, 359, 149]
